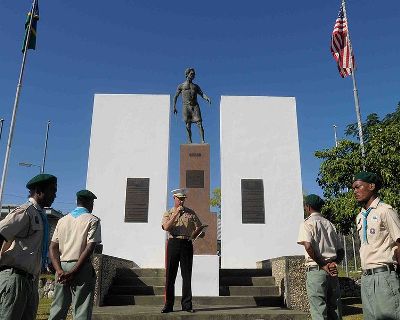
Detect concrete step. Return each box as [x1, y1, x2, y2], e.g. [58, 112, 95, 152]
[104, 295, 283, 307]
[220, 269, 271, 277]
[113, 276, 165, 287]
[92, 305, 307, 320]
[220, 276, 276, 286]
[116, 268, 166, 278]
[220, 286, 279, 296]
[109, 286, 165, 295]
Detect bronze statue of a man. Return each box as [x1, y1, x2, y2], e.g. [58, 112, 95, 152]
[173, 68, 211, 143]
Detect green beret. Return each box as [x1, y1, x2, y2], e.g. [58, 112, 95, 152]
[304, 194, 325, 211]
[26, 174, 57, 189]
[353, 171, 381, 189]
[76, 189, 97, 200]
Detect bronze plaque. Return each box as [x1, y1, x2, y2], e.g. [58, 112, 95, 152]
[241, 179, 265, 224]
[125, 178, 149, 223]
[186, 170, 204, 188]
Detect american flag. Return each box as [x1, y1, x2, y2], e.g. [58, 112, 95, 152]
[330, 3, 355, 78]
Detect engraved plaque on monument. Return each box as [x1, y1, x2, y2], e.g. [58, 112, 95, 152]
[186, 170, 204, 188]
[241, 179, 265, 224]
[125, 178, 150, 223]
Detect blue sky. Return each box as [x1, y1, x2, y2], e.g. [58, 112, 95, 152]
[0, 0, 399, 212]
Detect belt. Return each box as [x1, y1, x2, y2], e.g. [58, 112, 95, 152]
[306, 265, 320, 272]
[363, 265, 395, 276]
[0, 266, 34, 280]
[170, 235, 191, 240]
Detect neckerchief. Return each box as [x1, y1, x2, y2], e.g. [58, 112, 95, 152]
[361, 200, 382, 244]
[70, 207, 89, 218]
[39, 209, 49, 269]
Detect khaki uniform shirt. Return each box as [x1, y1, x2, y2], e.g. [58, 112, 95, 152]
[356, 197, 400, 270]
[52, 210, 101, 262]
[0, 198, 44, 276]
[297, 212, 343, 266]
[162, 206, 202, 239]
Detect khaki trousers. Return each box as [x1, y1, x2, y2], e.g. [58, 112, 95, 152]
[0, 269, 38, 320]
[361, 270, 400, 320]
[48, 261, 96, 320]
[306, 269, 342, 320]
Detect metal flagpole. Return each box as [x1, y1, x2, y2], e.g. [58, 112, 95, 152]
[0, 0, 37, 209]
[342, 0, 366, 168]
[41, 120, 50, 173]
[333, 125, 350, 276]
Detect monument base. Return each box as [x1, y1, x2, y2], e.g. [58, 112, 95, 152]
[180, 144, 217, 255]
[175, 255, 219, 296]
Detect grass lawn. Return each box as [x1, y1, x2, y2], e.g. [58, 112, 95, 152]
[36, 298, 72, 320]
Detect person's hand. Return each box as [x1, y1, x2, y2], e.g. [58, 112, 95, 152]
[322, 262, 338, 277]
[55, 269, 65, 283]
[58, 270, 77, 284]
[328, 262, 338, 277]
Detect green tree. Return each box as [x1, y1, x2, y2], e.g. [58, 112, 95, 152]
[210, 187, 221, 215]
[315, 102, 400, 234]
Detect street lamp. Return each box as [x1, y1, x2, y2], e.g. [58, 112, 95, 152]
[18, 162, 41, 173]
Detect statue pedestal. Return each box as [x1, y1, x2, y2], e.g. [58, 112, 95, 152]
[179, 144, 217, 255]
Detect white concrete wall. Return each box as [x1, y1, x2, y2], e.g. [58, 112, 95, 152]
[175, 255, 219, 296]
[87, 94, 170, 267]
[220, 96, 303, 269]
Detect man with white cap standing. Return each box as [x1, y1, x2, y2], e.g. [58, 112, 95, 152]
[161, 188, 206, 313]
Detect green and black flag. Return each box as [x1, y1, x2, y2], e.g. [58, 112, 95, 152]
[22, 0, 40, 52]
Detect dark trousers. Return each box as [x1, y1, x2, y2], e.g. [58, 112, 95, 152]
[165, 238, 193, 309]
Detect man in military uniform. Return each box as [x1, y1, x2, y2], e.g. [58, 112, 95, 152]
[297, 194, 344, 320]
[352, 171, 400, 319]
[0, 173, 57, 320]
[48, 189, 101, 320]
[161, 188, 205, 313]
[173, 67, 211, 144]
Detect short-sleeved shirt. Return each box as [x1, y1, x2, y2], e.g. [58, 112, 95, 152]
[52, 211, 101, 262]
[0, 198, 44, 276]
[162, 206, 202, 239]
[356, 197, 400, 270]
[297, 212, 343, 266]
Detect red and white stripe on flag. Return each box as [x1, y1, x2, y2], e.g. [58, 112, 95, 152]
[330, 3, 355, 78]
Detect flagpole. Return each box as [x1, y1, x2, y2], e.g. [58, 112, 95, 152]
[342, 0, 366, 167]
[0, 0, 37, 209]
[41, 120, 50, 173]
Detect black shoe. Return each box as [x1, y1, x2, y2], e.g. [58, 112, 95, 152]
[183, 308, 195, 313]
[161, 306, 173, 313]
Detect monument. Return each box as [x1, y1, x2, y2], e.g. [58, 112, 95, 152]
[86, 94, 170, 267]
[172, 67, 211, 143]
[220, 96, 304, 268]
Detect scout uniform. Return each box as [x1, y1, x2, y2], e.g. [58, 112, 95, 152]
[354, 172, 400, 320]
[0, 174, 57, 320]
[162, 189, 202, 312]
[297, 194, 343, 320]
[48, 190, 101, 320]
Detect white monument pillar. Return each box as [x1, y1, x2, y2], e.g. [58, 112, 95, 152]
[220, 96, 303, 269]
[87, 94, 170, 267]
